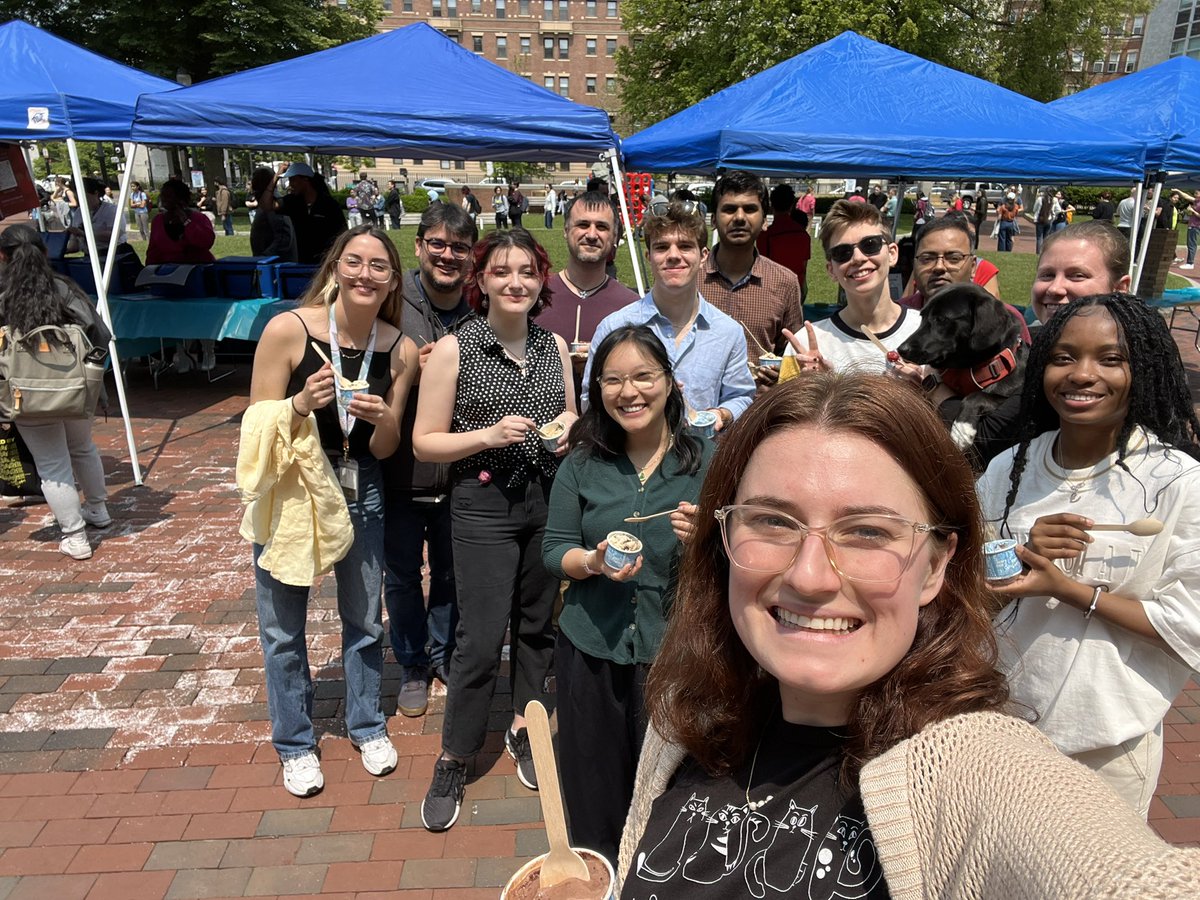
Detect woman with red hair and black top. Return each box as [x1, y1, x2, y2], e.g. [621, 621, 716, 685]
[413, 228, 577, 832]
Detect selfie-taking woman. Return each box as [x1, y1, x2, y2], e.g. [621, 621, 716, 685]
[619, 374, 1200, 899]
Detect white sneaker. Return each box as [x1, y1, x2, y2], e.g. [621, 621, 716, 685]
[200, 343, 216, 372]
[355, 735, 398, 776]
[60, 530, 92, 560]
[282, 752, 324, 797]
[81, 504, 112, 529]
[1182, 263, 1195, 270]
[174, 348, 193, 373]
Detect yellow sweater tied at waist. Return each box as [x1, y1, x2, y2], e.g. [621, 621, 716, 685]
[237, 398, 352, 587]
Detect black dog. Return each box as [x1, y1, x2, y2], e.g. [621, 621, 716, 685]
[897, 283, 1026, 451]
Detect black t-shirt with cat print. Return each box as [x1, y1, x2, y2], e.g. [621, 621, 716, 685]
[624, 718, 890, 900]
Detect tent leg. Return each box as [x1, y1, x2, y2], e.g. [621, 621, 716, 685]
[1132, 177, 1163, 296]
[1129, 182, 1145, 280]
[66, 138, 145, 486]
[606, 148, 646, 296]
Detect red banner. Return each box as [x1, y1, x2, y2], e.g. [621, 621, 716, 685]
[0, 143, 38, 221]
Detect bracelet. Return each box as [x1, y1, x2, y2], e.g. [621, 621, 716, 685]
[1083, 585, 1103, 618]
[581, 551, 601, 576]
[290, 394, 306, 417]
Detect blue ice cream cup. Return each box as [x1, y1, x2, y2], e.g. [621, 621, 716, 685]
[605, 530, 643, 570]
[689, 410, 718, 438]
[983, 539, 1022, 582]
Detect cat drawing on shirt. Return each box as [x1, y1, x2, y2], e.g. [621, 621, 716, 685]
[807, 814, 882, 900]
[681, 801, 774, 884]
[635, 793, 710, 882]
[744, 799, 817, 898]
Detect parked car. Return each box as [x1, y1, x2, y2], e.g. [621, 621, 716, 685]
[418, 178, 457, 196]
[946, 181, 1009, 210]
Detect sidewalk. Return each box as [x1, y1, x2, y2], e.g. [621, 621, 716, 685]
[0, 331, 1198, 899]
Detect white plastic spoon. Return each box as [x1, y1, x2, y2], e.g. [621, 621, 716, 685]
[624, 509, 678, 523]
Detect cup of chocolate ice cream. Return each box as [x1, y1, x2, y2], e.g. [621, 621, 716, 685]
[501, 848, 615, 900]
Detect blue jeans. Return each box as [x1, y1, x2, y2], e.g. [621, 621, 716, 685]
[223, 212, 234, 236]
[383, 492, 458, 670]
[254, 457, 387, 760]
[1035, 221, 1052, 254]
[997, 221, 1016, 252]
[1188, 226, 1198, 265]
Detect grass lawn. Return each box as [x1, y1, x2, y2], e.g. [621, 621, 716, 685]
[205, 210, 1194, 312]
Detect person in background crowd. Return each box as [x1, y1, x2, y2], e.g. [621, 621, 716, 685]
[129, 182, 151, 241]
[884, 187, 899, 231]
[756, 182, 812, 306]
[543, 183, 557, 230]
[214, 179, 234, 237]
[1183, 191, 1199, 269]
[346, 194, 361, 229]
[386, 180, 405, 231]
[383, 202, 478, 719]
[584, 200, 756, 431]
[796, 184, 816, 223]
[996, 192, 1021, 252]
[354, 172, 379, 227]
[414, 229, 577, 833]
[971, 188, 989, 250]
[278, 162, 348, 266]
[245, 224, 418, 798]
[538, 191, 639, 399]
[249, 167, 297, 262]
[1117, 186, 1139, 241]
[617, 373, 1200, 899]
[460, 186, 481, 229]
[912, 190, 931, 244]
[978, 293, 1200, 819]
[509, 183, 527, 229]
[1092, 190, 1115, 225]
[783, 200, 919, 375]
[66, 177, 126, 257]
[543, 325, 712, 865]
[146, 179, 217, 372]
[244, 181, 259, 226]
[0, 225, 112, 561]
[702, 170, 803, 372]
[1030, 187, 1060, 254]
[492, 186, 509, 230]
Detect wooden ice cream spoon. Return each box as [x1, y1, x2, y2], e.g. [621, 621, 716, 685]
[1088, 519, 1164, 536]
[523, 701, 591, 888]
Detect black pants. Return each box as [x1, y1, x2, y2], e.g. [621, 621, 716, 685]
[441, 474, 556, 758]
[555, 630, 649, 866]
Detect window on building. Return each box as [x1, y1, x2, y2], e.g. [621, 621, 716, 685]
[472, 0, 481, 11]
[455, 161, 466, 170]
[382, 0, 393, 10]
[1091, 59, 1104, 73]
[497, 35, 507, 57]
[519, 0, 530, 13]
[403, 0, 412, 10]
[586, 75, 597, 93]
[440, 160, 452, 169]
[520, 35, 531, 54]
[1107, 50, 1120, 72]
[1125, 50, 1139, 71]
[559, 75, 569, 97]
[606, 75, 616, 93]
[545, 162, 557, 172]
[559, 35, 570, 58]
[586, 38, 597, 55]
[559, 0, 569, 19]
[447, 0, 457, 14]
[607, 0, 617, 17]
[544, 75, 555, 90]
[544, 36, 554, 58]
[432, 0, 441, 13]
[1132, 15, 1145, 35]
[544, 0, 553, 17]
[496, 0, 506, 18]
[412, 158, 424, 165]
[473, 34, 483, 52]
[586, 0, 596, 14]
[1068, 51, 1083, 72]
[606, 37, 617, 56]
[392, 158, 405, 165]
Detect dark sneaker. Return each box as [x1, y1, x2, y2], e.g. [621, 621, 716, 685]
[398, 666, 430, 717]
[506, 727, 538, 791]
[433, 662, 450, 686]
[421, 756, 467, 832]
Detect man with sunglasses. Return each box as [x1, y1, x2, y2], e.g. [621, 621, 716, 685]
[701, 171, 803, 369]
[381, 204, 478, 718]
[582, 201, 755, 430]
[781, 200, 920, 375]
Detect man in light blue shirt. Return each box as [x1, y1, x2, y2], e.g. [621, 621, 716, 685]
[583, 200, 755, 430]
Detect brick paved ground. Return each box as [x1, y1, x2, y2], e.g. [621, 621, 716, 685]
[0, 281, 1198, 898]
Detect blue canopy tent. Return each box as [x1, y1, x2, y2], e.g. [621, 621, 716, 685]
[621, 31, 1146, 184]
[131, 22, 642, 286]
[0, 19, 179, 484]
[1050, 56, 1200, 291]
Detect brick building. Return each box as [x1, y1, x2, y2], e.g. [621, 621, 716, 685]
[360, 0, 629, 187]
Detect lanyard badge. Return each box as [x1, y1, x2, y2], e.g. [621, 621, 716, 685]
[328, 303, 377, 501]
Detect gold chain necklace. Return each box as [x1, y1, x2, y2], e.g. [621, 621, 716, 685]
[633, 436, 671, 485]
[1045, 431, 1145, 502]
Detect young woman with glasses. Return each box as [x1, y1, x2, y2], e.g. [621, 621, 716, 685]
[245, 224, 418, 797]
[781, 200, 920, 376]
[413, 228, 577, 832]
[617, 373, 1200, 899]
[541, 325, 712, 865]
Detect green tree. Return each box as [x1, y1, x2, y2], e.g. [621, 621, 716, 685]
[616, 0, 1148, 128]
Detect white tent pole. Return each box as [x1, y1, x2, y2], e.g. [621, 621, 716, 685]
[1129, 182, 1145, 279]
[1132, 179, 1163, 296]
[66, 138, 144, 485]
[606, 148, 646, 295]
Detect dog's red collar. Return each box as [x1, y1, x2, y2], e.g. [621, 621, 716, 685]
[940, 346, 1019, 397]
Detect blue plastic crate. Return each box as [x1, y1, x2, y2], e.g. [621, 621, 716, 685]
[212, 256, 280, 299]
[276, 263, 319, 300]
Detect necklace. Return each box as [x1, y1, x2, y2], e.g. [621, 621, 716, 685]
[501, 346, 528, 378]
[633, 437, 672, 484]
[744, 711, 776, 812]
[1045, 431, 1145, 502]
[561, 270, 609, 299]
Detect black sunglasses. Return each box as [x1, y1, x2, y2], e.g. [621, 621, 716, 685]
[828, 234, 891, 264]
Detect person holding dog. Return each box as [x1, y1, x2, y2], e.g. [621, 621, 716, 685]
[780, 200, 920, 376]
[977, 293, 1200, 819]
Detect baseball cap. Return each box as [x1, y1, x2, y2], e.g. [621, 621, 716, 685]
[284, 162, 316, 179]
[1006, 192, 1016, 200]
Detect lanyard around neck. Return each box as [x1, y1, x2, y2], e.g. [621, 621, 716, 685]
[328, 302, 377, 452]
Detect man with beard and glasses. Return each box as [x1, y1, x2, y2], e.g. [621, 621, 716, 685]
[381, 203, 478, 719]
[536, 192, 638, 398]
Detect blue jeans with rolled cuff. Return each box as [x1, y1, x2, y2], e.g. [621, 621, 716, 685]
[254, 457, 388, 760]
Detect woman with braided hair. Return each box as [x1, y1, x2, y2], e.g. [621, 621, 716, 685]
[977, 292, 1200, 818]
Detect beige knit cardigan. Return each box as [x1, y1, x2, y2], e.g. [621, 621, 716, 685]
[618, 711, 1200, 899]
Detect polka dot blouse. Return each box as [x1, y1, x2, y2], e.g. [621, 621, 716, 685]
[451, 314, 566, 487]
